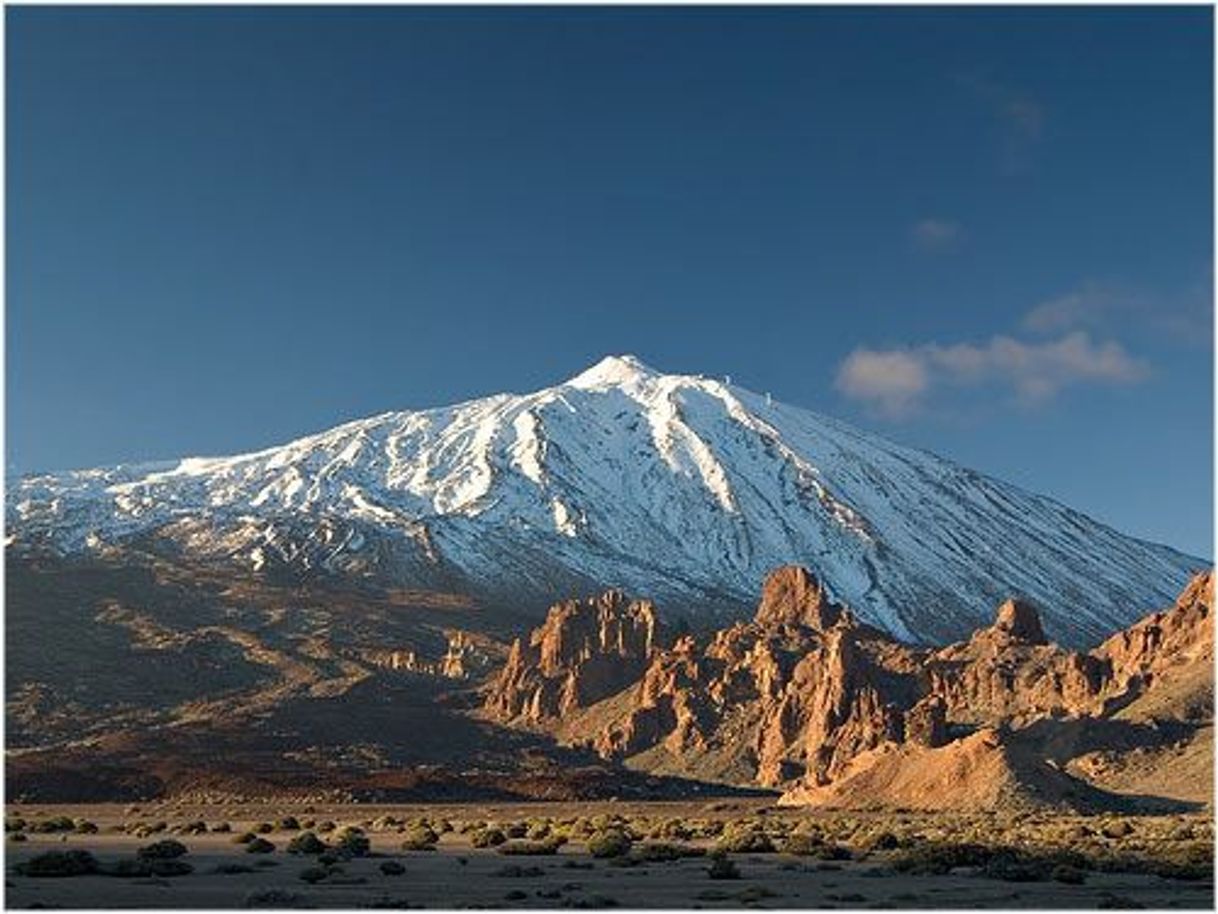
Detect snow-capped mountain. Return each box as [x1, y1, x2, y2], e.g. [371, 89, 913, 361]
[7, 355, 1202, 645]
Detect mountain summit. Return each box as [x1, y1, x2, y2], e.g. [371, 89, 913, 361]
[7, 355, 1201, 644]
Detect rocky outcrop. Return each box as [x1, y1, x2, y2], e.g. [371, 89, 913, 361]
[485, 565, 1213, 811]
[483, 590, 662, 723]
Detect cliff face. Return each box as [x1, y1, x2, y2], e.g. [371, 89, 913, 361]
[484, 566, 1214, 810]
[483, 590, 662, 723]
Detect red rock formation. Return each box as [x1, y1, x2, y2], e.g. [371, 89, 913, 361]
[484, 566, 1213, 811]
[484, 590, 662, 723]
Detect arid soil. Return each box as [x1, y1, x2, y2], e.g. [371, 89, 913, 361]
[5, 800, 1213, 909]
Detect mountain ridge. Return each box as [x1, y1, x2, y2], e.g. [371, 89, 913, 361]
[7, 354, 1203, 645]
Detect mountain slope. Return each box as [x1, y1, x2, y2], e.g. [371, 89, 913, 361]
[7, 355, 1201, 644]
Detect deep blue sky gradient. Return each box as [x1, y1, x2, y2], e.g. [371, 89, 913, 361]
[7, 7, 1213, 556]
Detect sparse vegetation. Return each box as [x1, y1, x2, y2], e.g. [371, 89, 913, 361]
[333, 827, 371, 857]
[471, 827, 507, 848]
[286, 832, 327, 855]
[15, 850, 99, 877]
[298, 866, 328, 884]
[498, 837, 563, 856]
[245, 837, 276, 854]
[706, 854, 741, 880]
[586, 829, 632, 859]
[138, 839, 189, 860]
[401, 823, 439, 850]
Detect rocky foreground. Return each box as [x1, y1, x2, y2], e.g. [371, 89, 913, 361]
[484, 567, 1214, 813]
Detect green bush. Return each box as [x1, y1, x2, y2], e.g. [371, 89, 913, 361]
[707, 855, 740, 880]
[1053, 864, 1087, 885]
[334, 828, 371, 857]
[472, 828, 507, 848]
[633, 842, 705, 862]
[781, 832, 824, 856]
[138, 839, 189, 860]
[245, 837, 276, 854]
[16, 850, 99, 877]
[715, 827, 775, 854]
[119, 858, 193, 878]
[28, 816, 76, 834]
[380, 860, 406, 876]
[211, 863, 256, 875]
[233, 831, 258, 845]
[298, 866, 328, 884]
[892, 842, 994, 876]
[401, 824, 439, 851]
[498, 838, 563, 856]
[276, 816, 301, 831]
[286, 832, 327, 855]
[587, 829, 632, 859]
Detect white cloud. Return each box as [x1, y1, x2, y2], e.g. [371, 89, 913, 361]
[910, 219, 963, 252]
[1024, 275, 1213, 345]
[835, 332, 1148, 417]
[835, 348, 930, 418]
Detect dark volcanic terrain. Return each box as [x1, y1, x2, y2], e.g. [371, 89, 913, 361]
[6, 543, 1213, 816]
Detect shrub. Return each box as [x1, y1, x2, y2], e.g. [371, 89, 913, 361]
[254, 822, 274, 835]
[73, 820, 100, 835]
[1053, 864, 1087, 885]
[863, 831, 900, 851]
[715, 827, 775, 854]
[892, 842, 994, 876]
[632, 842, 705, 862]
[781, 832, 824, 856]
[276, 816, 301, 831]
[212, 863, 256, 875]
[334, 828, 371, 857]
[316, 820, 337, 833]
[245, 837, 276, 854]
[380, 860, 406, 876]
[299, 866, 328, 884]
[587, 829, 632, 859]
[287, 832, 327, 855]
[138, 839, 189, 860]
[6, 817, 27, 833]
[498, 838, 562, 856]
[401, 824, 439, 851]
[233, 831, 258, 845]
[472, 828, 507, 848]
[29, 816, 76, 834]
[16, 850, 99, 877]
[1101, 821, 1134, 840]
[211, 822, 232, 833]
[707, 855, 740, 880]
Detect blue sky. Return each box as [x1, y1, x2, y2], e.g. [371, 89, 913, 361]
[7, 7, 1213, 557]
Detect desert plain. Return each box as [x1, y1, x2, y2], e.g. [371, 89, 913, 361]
[5, 799, 1213, 909]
